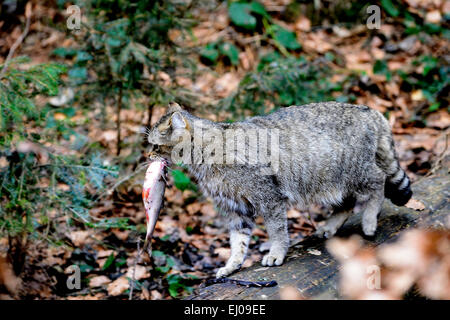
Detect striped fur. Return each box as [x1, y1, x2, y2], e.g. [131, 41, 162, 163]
[374, 111, 413, 206]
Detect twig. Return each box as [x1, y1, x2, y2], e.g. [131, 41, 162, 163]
[35, 163, 117, 175]
[129, 239, 141, 300]
[95, 163, 147, 200]
[204, 277, 278, 288]
[116, 85, 123, 156]
[146, 103, 154, 129]
[0, 2, 32, 78]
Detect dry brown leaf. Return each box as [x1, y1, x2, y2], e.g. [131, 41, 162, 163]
[200, 203, 217, 217]
[0, 156, 8, 169]
[0, 256, 22, 296]
[69, 230, 90, 246]
[101, 130, 116, 142]
[425, 10, 442, 23]
[287, 208, 302, 218]
[126, 265, 150, 280]
[151, 290, 163, 300]
[405, 198, 425, 211]
[140, 286, 151, 300]
[89, 275, 111, 287]
[302, 31, 333, 53]
[294, 16, 311, 32]
[279, 286, 304, 300]
[186, 202, 202, 215]
[411, 89, 424, 101]
[107, 276, 129, 296]
[426, 110, 450, 129]
[214, 247, 230, 261]
[214, 73, 240, 98]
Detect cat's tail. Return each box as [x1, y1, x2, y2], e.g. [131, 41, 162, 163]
[374, 112, 412, 206]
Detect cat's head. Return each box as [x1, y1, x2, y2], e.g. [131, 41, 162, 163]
[146, 102, 190, 159]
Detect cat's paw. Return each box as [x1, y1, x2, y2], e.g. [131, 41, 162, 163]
[261, 249, 286, 267]
[362, 221, 377, 236]
[216, 265, 240, 278]
[315, 223, 338, 239]
[362, 214, 377, 236]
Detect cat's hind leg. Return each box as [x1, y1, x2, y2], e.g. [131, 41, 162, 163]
[216, 213, 254, 278]
[359, 188, 385, 236]
[315, 197, 356, 238]
[315, 210, 351, 239]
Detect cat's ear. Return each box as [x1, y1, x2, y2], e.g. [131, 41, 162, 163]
[170, 112, 187, 130]
[168, 102, 182, 113]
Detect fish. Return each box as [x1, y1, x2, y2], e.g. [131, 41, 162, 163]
[142, 159, 167, 255]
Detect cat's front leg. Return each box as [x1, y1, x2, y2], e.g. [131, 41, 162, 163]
[261, 208, 288, 266]
[216, 215, 253, 278]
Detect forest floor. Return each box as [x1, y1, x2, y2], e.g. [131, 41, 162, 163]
[0, 1, 448, 300]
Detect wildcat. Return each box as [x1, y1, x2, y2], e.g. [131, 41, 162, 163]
[146, 102, 412, 278]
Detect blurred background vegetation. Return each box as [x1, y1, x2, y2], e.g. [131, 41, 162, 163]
[0, 0, 448, 299]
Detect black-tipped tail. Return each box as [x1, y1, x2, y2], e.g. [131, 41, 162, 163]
[385, 170, 412, 206]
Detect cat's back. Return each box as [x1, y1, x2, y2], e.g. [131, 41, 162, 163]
[245, 102, 376, 127]
[230, 102, 383, 144]
[286, 101, 374, 119]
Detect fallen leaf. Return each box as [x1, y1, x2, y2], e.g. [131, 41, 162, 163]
[405, 198, 425, 211]
[0, 157, 9, 169]
[0, 256, 21, 295]
[107, 276, 129, 296]
[126, 265, 150, 280]
[294, 16, 311, 32]
[279, 286, 304, 300]
[89, 275, 111, 287]
[307, 249, 322, 256]
[151, 290, 163, 300]
[425, 10, 442, 24]
[426, 110, 450, 129]
[214, 247, 230, 260]
[69, 230, 90, 246]
[186, 202, 202, 215]
[411, 89, 424, 101]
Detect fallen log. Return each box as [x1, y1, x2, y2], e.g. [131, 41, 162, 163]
[187, 166, 449, 300]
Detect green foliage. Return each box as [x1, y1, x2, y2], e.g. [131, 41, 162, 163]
[0, 57, 124, 244]
[200, 41, 240, 66]
[152, 250, 196, 298]
[62, 0, 196, 103]
[227, 1, 300, 55]
[228, 1, 269, 30]
[399, 55, 449, 112]
[221, 55, 354, 118]
[373, 59, 392, 81]
[378, 0, 448, 36]
[0, 57, 66, 141]
[171, 169, 197, 192]
[167, 274, 195, 298]
[381, 0, 400, 18]
[267, 24, 301, 51]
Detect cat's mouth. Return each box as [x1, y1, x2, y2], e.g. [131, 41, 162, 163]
[147, 146, 172, 165]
